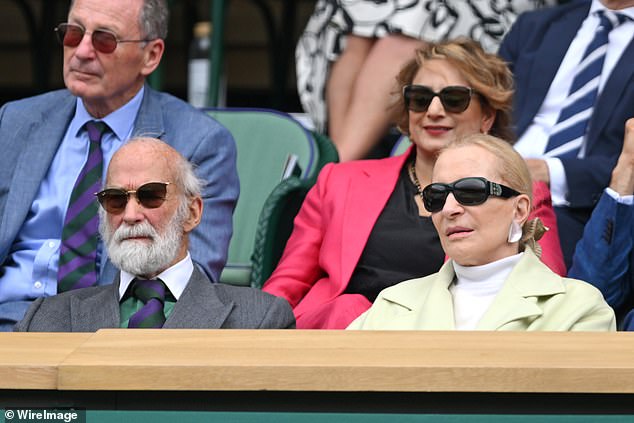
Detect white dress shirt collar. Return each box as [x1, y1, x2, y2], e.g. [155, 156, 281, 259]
[118, 252, 194, 301]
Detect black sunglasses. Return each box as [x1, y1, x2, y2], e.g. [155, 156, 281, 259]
[422, 177, 520, 213]
[403, 85, 474, 113]
[96, 182, 170, 214]
[55, 23, 151, 54]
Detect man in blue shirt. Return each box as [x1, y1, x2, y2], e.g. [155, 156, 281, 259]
[0, 0, 239, 330]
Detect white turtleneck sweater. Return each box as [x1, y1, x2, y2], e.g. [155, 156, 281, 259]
[450, 253, 523, 330]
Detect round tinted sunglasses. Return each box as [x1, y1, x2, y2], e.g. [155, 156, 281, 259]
[422, 177, 520, 213]
[403, 85, 474, 113]
[96, 182, 170, 214]
[55, 23, 151, 54]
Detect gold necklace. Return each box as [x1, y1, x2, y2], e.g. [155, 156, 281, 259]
[408, 161, 425, 202]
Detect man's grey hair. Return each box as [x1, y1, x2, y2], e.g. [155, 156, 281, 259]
[173, 146, 205, 201]
[139, 0, 169, 40]
[69, 0, 169, 40]
[113, 137, 205, 202]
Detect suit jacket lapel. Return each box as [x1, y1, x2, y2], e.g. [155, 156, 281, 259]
[516, 7, 587, 135]
[379, 251, 566, 330]
[340, 150, 411, 287]
[0, 92, 75, 250]
[164, 267, 233, 328]
[414, 263, 456, 330]
[476, 291, 543, 331]
[588, 37, 634, 152]
[131, 85, 166, 139]
[71, 279, 120, 331]
[476, 250, 565, 330]
[380, 261, 456, 330]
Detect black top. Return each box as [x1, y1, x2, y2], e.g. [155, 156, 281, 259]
[345, 161, 446, 302]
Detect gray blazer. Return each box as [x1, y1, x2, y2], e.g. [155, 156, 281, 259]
[14, 267, 295, 331]
[0, 86, 239, 326]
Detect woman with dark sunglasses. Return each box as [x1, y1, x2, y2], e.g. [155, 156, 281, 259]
[296, 0, 558, 162]
[348, 134, 615, 331]
[263, 38, 565, 329]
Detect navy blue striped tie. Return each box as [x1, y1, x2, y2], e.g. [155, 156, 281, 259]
[545, 10, 628, 158]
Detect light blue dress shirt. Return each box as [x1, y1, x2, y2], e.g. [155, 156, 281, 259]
[0, 87, 144, 304]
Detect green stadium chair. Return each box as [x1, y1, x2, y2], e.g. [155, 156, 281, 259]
[205, 108, 319, 286]
[390, 135, 411, 156]
[250, 130, 339, 288]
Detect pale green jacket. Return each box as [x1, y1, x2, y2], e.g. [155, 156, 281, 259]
[348, 250, 615, 331]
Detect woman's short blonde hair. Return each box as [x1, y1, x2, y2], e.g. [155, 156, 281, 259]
[392, 37, 514, 142]
[439, 134, 548, 254]
[444, 133, 532, 203]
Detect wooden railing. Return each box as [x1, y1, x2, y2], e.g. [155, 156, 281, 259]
[2, 330, 634, 393]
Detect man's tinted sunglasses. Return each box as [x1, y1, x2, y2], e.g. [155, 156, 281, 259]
[96, 182, 170, 214]
[55, 23, 151, 54]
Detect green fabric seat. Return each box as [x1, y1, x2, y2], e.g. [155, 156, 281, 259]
[250, 130, 339, 288]
[206, 108, 319, 286]
[391, 135, 411, 156]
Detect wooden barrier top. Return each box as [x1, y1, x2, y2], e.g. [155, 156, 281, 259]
[51, 329, 634, 393]
[0, 332, 91, 389]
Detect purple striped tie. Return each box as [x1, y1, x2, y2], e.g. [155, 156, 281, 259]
[128, 279, 168, 328]
[57, 121, 108, 292]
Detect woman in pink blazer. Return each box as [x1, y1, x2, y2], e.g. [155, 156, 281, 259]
[263, 38, 566, 329]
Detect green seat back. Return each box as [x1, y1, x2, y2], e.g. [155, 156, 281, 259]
[206, 108, 318, 286]
[250, 131, 339, 288]
[391, 135, 411, 156]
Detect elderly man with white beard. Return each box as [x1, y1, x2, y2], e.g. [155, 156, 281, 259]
[15, 138, 295, 331]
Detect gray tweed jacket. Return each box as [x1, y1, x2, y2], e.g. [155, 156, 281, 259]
[14, 267, 295, 332]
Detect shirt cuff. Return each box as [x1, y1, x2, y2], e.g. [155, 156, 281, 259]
[605, 187, 634, 205]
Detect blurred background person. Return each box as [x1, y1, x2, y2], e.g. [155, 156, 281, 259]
[297, 0, 558, 161]
[498, 0, 634, 268]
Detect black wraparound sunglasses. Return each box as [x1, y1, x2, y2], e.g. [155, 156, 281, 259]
[96, 182, 170, 214]
[403, 85, 475, 113]
[422, 177, 520, 213]
[55, 23, 152, 54]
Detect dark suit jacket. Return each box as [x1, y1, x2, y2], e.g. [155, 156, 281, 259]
[499, 1, 634, 207]
[0, 86, 239, 326]
[14, 267, 295, 332]
[498, 0, 634, 265]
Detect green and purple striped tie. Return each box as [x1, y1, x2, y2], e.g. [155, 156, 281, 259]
[57, 120, 108, 292]
[128, 279, 168, 328]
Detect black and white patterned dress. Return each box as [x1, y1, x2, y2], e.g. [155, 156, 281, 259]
[296, 0, 557, 132]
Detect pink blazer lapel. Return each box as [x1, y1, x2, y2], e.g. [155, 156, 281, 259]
[339, 149, 412, 288]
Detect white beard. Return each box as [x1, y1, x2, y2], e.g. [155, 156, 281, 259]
[99, 205, 186, 277]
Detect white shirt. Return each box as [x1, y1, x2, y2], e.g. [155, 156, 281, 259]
[118, 252, 194, 301]
[514, 0, 634, 206]
[450, 253, 523, 330]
